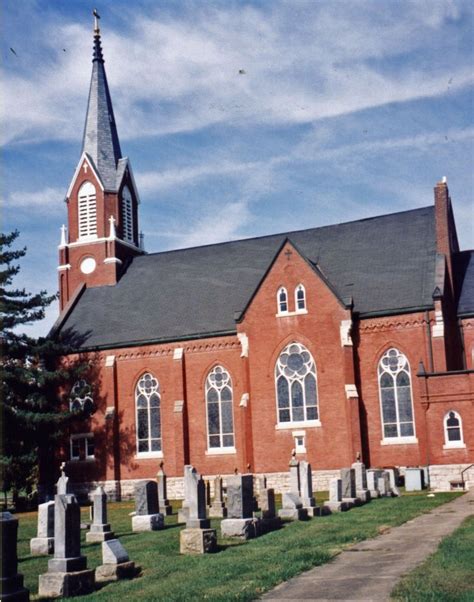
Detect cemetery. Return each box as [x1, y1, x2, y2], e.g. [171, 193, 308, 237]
[1, 457, 465, 601]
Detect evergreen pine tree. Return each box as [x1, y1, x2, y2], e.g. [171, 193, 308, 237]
[0, 231, 90, 503]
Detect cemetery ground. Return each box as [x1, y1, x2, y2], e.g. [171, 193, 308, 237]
[392, 514, 474, 601]
[15, 490, 467, 601]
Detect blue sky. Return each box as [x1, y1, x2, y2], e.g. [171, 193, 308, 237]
[3, 0, 473, 336]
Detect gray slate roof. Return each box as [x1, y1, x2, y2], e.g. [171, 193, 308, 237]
[58, 206, 438, 350]
[455, 250, 474, 316]
[81, 33, 122, 190]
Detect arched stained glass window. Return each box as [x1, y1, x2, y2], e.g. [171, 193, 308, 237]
[78, 181, 97, 238]
[69, 380, 94, 414]
[275, 342, 318, 424]
[277, 287, 288, 314]
[378, 348, 415, 439]
[206, 366, 234, 449]
[121, 185, 134, 243]
[295, 284, 306, 311]
[444, 411, 464, 446]
[135, 373, 161, 453]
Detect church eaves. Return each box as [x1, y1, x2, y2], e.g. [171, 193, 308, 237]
[81, 15, 122, 190]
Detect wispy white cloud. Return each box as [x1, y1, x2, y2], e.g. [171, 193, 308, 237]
[7, 187, 65, 213]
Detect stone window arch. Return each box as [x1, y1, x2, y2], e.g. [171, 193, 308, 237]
[444, 411, 465, 448]
[69, 379, 94, 414]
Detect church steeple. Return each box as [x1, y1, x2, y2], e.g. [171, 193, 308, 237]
[58, 10, 143, 312]
[81, 10, 122, 190]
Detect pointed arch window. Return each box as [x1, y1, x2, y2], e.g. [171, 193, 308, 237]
[135, 373, 162, 455]
[121, 185, 134, 244]
[295, 284, 306, 312]
[277, 287, 288, 314]
[275, 342, 319, 425]
[78, 181, 97, 239]
[378, 348, 416, 442]
[69, 379, 95, 414]
[205, 366, 235, 451]
[443, 411, 465, 449]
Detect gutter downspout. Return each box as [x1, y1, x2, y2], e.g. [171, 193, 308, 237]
[425, 310, 434, 372]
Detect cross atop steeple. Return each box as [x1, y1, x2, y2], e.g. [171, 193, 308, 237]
[93, 8, 100, 34]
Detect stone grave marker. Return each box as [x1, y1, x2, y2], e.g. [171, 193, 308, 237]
[221, 475, 261, 539]
[366, 469, 383, 497]
[95, 539, 138, 583]
[180, 467, 217, 554]
[30, 500, 55, 555]
[299, 461, 319, 516]
[278, 453, 308, 520]
[178, 465, 194, 523]
[1, 512, 30, 601]
[132, 480, 164, 531]
[86, 486, 115, 542]
[378, 471, 391, 496]
[157, 464, 172, 515]
[209, 476, 227, 518]
[351, 460, 371, 503]
[38, 494, 94, 598]
[56, 464, 72, 496]
[323, 478, 350, 513]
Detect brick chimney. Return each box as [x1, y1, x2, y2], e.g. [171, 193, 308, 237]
[434, 177, 459, 295]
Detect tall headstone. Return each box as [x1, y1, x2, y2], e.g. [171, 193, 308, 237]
[56, 465, 72, 496]
[405, 468, 424, 492]
[38, 494, 94, 597]
[157, 465, 172, 515]
[95, 539, 137, 583]
[278, 452, 308, 521]
[86, 486, 115, 542]
[323, 478, 350, 513]
[299, 461, 319, 516]
[30, 500, 55, 555]
[385, 468, 401, 496]
[221, 475, 261, 539]
[132, 480, 164, 531]
[209, 476, 227, 518]
[180, 467, 217, 554]
[366, 469, 383, 497]
[178, 465, 194, 523]
[377, 471, 391, 496]
[351, 460, 371, 503]
[340, 468, 361, 506]
[1, 512, 30, 601]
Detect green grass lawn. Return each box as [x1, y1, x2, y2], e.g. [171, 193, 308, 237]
[16, 491, 461, 601]
[391, 514, 474, 601]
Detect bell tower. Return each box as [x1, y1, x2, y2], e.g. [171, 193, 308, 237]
[58, 11, 143, 311]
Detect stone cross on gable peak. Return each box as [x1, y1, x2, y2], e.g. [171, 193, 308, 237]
[284, 248, 293, 260]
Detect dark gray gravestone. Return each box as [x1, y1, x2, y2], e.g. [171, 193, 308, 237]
[340, 468, 356, 499]
[1, 512, 30, 601]
[48, 494, 85, 573]
[227, 475, 254, 519]
[135, 480, 159, 515]
[157, 468, 172, 515]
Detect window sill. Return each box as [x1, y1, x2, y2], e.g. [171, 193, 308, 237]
[443, 442, 466, 450]
[276, 309, 308, 318]
[276, 420, 321, 430]
[69, 458, 95, 463]
[135, 451, 163, 459]
[380, 436, 418, 446]
[205, 447, 237, 456]
[295, 448, 307, 454]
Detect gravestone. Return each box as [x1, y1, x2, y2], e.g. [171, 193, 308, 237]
[351, 460, 371, 503]
[258, 486, 282, 533]
[178, 465, 194, 523]
[221, 475, 261, 539]
[86, 486, 115, 542]
[38, 494, 94, 597]
[30, 500, 55, 555]
[299, 461, 319, 516]
[132, 481, 164, 531]
[366, 469, 384, 498]
[209, 476, 227, 518]
[340, 468, 359, 506]
[385, 468, 401, 496]
[205, 480, 212, 507]
[377, 471, 391, 496]
[180, 467, 217, 554]
[1, 512, 30, 601]
[278, 453, 308, 521]
[56, 465, 72, 496]
[405, 468, 424, 492]
[95, 539, 137, 583]
[323, 478, 350, 513]
[157, 465, 172, 515]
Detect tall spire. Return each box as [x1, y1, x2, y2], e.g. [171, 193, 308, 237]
[81, 9, 122, 190]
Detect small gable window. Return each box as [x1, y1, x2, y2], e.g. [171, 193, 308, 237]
[206, 366, 235, 451]
[78, 181, 97, 239]
[444, 411, 465, 449]
[135, 373, 162, 455]
[378, 348, 416, 443]
[295, 284, 306, 311]
[277, 287, 288, 314]
[121, 185, 134, 244]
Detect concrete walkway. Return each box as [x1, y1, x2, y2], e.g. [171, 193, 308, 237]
[262, 490, 474, 601]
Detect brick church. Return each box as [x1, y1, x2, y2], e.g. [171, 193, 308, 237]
[53, 20, 474, 499]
